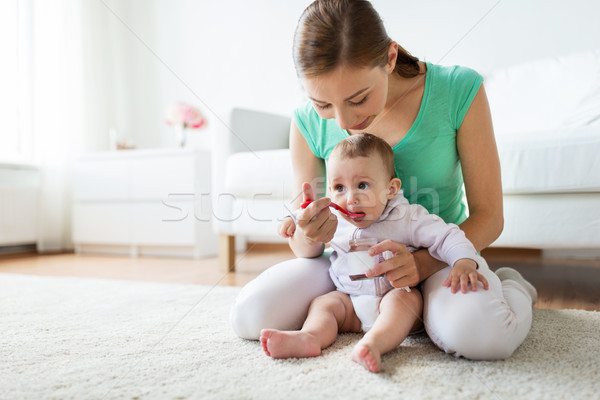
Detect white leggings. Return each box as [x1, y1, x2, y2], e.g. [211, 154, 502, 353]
[230, 254, 532, 360]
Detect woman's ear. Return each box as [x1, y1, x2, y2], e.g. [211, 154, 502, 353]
[386, 42, 398, 73]
[387, 178, 401, 199]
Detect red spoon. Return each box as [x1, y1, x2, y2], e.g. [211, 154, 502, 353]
[300, 200, 366, 218]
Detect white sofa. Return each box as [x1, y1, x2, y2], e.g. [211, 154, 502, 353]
[485, 49, 600, 250]
[213, 49, 600, 271]
[211, 108, 293, 270]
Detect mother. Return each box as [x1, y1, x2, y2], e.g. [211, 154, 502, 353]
[231, 0, 535, 359]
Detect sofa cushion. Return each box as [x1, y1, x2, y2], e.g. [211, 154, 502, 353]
[497, 125, 600, 194]
[494, 192, 600, 248]
[485, 49, 600, 134]
[226, 126, 600, 198]
[225, 149, 293, 199]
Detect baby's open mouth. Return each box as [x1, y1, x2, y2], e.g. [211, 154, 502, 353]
[349, 213, 365, 223]
[301, 200, 365, 218]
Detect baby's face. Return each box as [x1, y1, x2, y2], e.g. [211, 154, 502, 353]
[327, 154, 395, 228]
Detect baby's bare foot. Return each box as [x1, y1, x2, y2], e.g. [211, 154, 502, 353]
[259, 329, 321, 359]
[351, 342, 382, 373]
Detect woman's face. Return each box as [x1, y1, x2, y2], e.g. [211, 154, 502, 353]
[302, 65, 390, 131]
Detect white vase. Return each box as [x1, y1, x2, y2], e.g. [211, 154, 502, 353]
[175, 125, 186, 147]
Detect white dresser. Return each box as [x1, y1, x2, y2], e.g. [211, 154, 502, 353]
[72, 148, 217, 258]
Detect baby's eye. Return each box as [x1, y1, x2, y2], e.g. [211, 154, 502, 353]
[334, 184, 345, 192]
[358, 182, 369, 190]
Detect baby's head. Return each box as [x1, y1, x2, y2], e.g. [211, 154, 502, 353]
[328, 133, 401, 228]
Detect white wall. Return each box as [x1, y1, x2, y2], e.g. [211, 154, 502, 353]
[376, 0, 600, 73]
[95, 0, 600, 151]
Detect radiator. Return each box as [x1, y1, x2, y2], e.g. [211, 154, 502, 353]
[0, 165, 40, 246]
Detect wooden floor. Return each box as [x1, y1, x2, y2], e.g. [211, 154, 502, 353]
[1, 245, 598, 311]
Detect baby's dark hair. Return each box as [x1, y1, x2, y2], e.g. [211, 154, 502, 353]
[330, 133, 396, 179]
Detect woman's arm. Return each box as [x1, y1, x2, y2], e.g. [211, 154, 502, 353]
[411, 85, 503, 279]
[456, 85, 504, 251]
[287, 121, 337, 258]
[289, 121, 326, 207]
[368, 85, 503, 287]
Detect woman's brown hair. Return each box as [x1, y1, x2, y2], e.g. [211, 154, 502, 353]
[293, 0, 421, 78]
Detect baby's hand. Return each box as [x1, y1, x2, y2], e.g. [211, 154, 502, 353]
[442, 258, 489, 294]
[278, 216, 296, 238]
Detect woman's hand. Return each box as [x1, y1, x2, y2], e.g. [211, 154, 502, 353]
[295, 182, 337, 244]
[364, 240, 422, 288]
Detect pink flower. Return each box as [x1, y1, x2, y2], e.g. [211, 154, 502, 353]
[165, 102, 207, 129]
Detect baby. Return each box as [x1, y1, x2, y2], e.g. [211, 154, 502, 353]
[261, 133, 488, 373]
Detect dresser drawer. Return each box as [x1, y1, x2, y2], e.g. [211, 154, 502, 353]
[131, 156, 196, 199]
[72, 203, 131, 244]
[132, 200, 195, 245]
[73, 159, 130, 200]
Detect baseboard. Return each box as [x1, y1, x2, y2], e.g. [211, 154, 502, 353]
[0, 244, 36, 255]
[74, 243, 218, 259]
[542, 249, 600, 259]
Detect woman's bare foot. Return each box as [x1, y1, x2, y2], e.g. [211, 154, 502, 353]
[351, 342, 382, 373]
[260, 329, 321, 359]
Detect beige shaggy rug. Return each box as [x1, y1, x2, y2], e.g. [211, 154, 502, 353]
[1, 273, 598, 400]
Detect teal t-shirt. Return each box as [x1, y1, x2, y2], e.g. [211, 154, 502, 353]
[292, 62, 483, 225]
